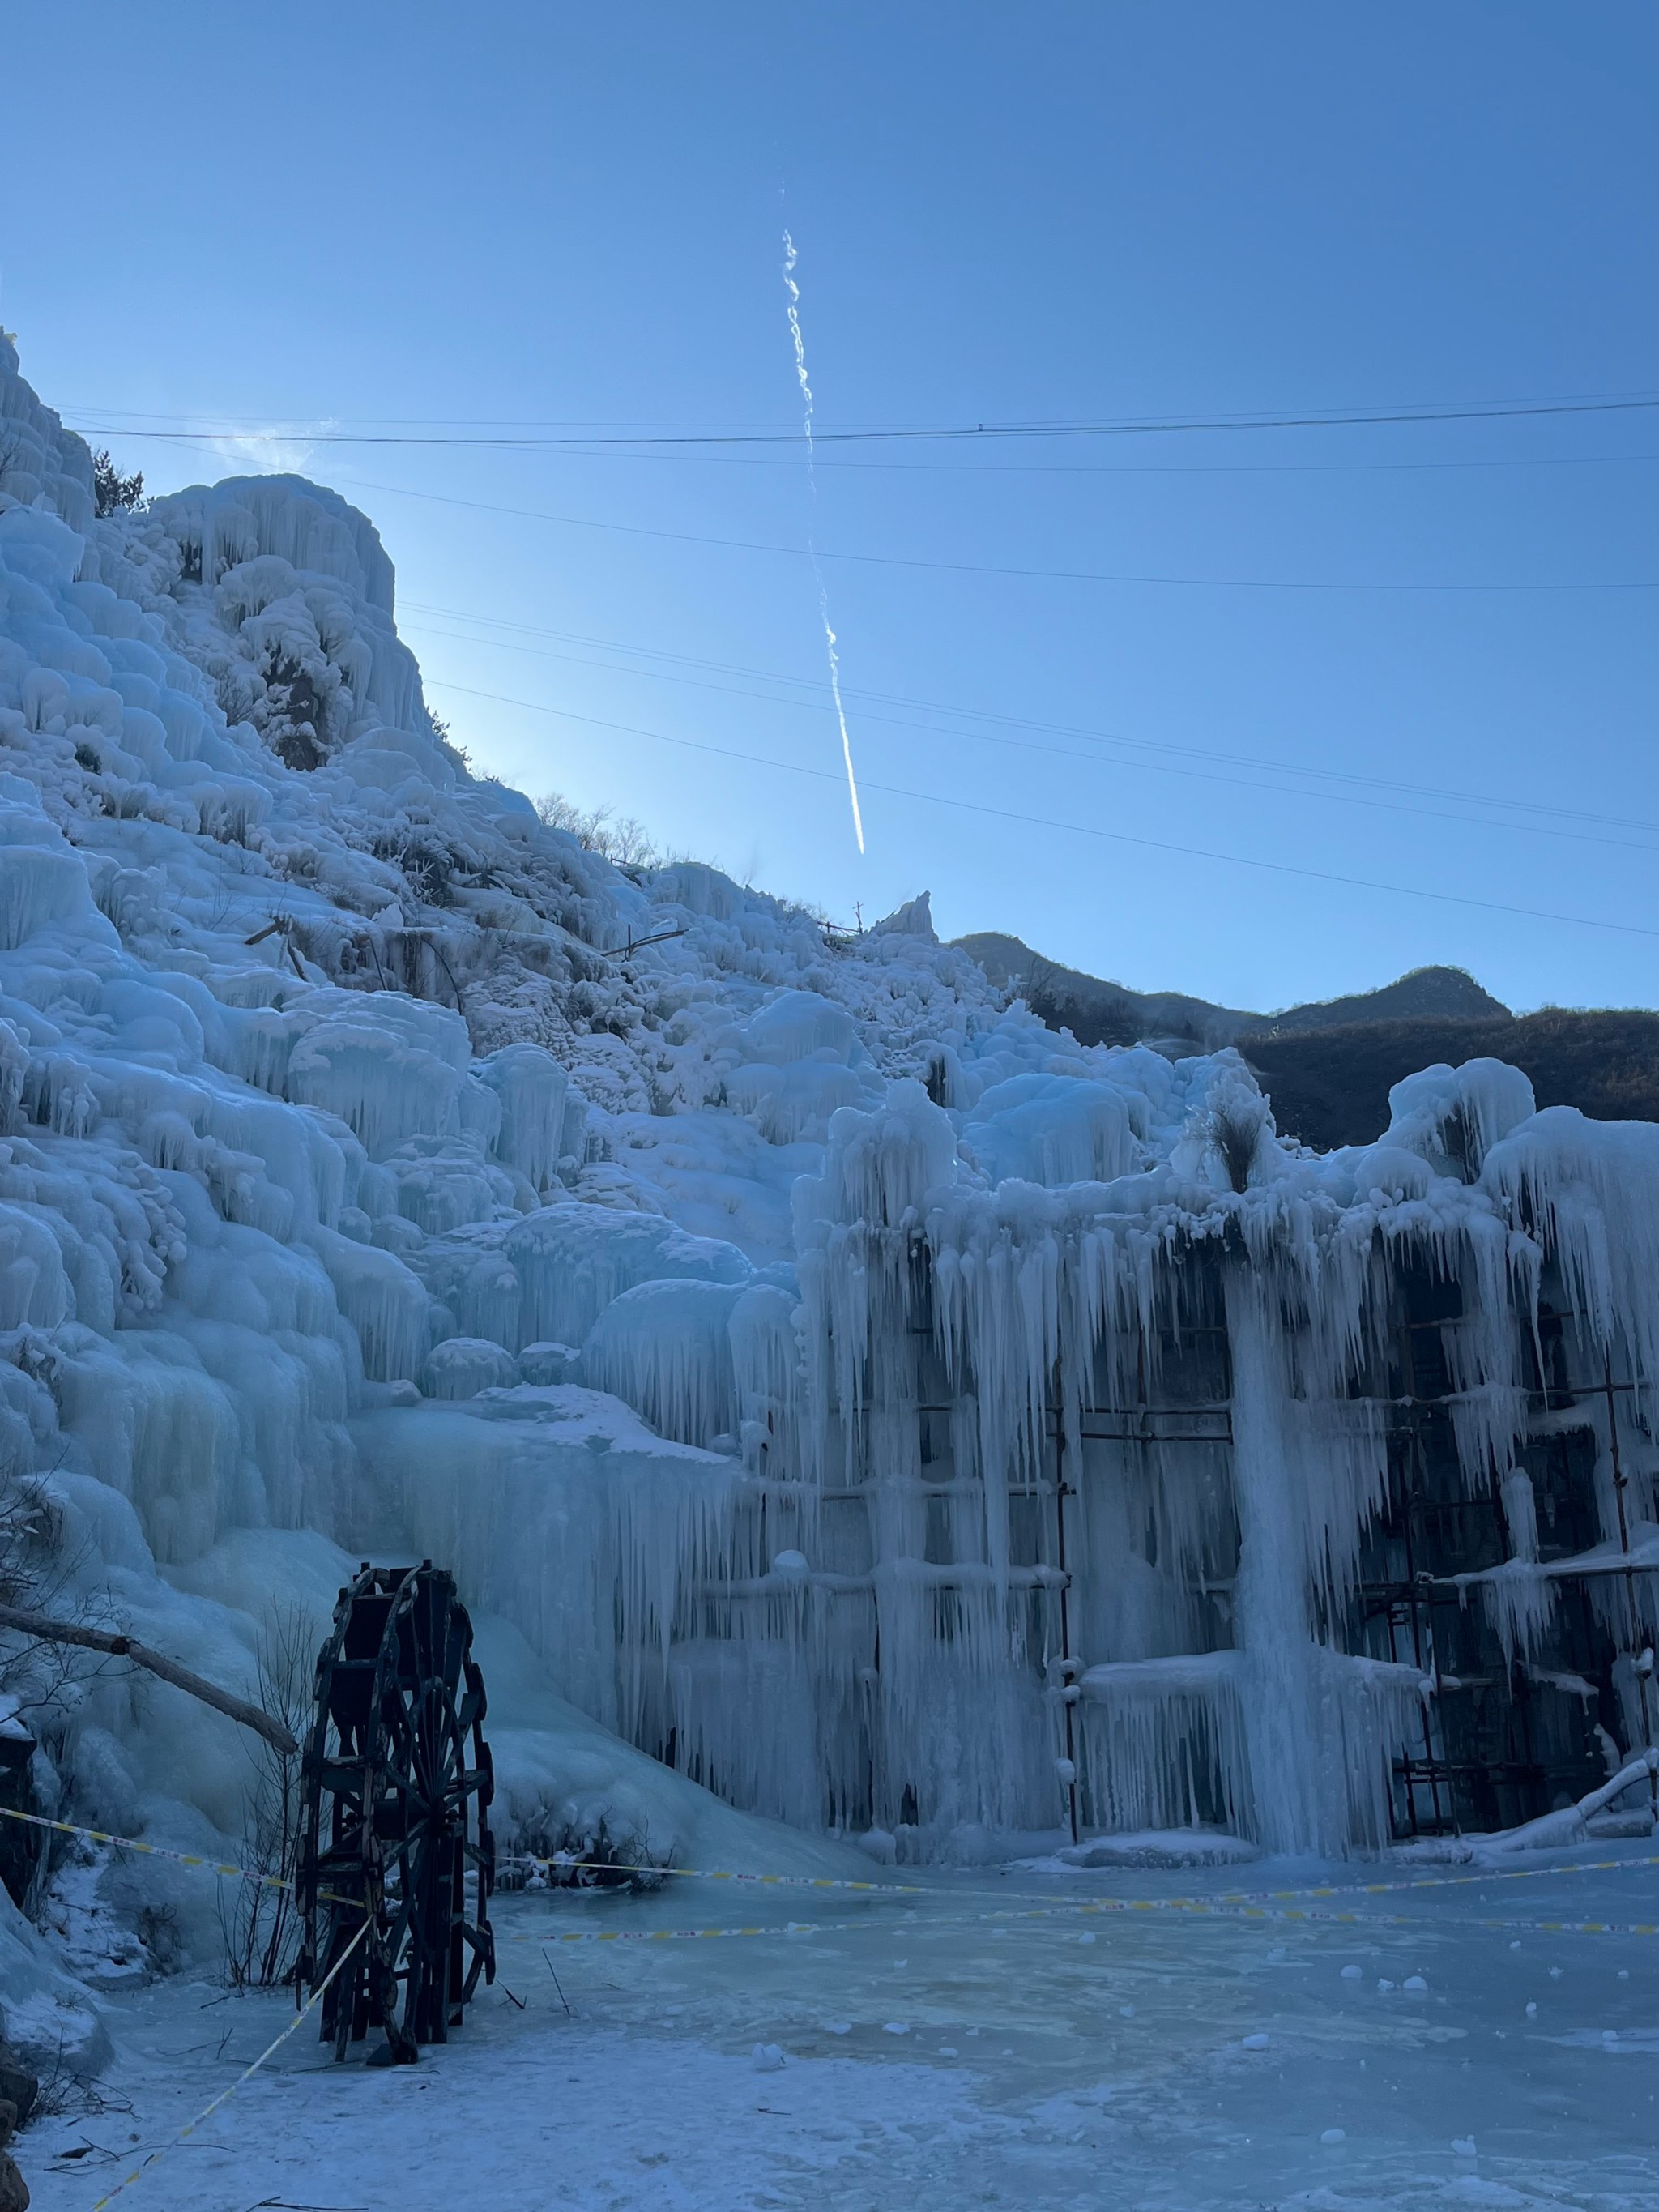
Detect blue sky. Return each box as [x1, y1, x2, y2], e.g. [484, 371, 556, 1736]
[6, 3, 1656, 1013]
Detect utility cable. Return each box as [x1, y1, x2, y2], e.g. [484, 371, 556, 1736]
[67, 389, 1659, 449]
[406, 614, 1659, 861]
[67, 405, 1659, 475]
[426, 677, 1659, 942]
[399, 598, 1659, 833]
[77, 429, 1652, 593]
[322, 472, 1657, 593]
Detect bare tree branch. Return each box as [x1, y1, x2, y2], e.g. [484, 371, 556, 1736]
[0, 1605, 298, 1754]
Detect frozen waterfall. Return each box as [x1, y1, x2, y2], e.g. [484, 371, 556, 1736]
[0, 322, 1656, 2039]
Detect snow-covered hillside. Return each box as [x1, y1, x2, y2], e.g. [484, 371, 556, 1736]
[2, 337, 1658, 2061]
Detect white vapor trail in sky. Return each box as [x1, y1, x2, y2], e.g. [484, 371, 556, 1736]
[783, 230, 865, 854]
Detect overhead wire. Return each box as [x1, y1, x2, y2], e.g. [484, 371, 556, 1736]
[423, 677, 1659, 943]
[75, 424, 1654, 913]
[65, 387, 1659, 447]
[66, 405, 1659, 476]
[356, 444, 1659, 479]
[399, 600, 1644, 831]
[76, 432, 1653, 593]
[405, 609, 1659, 862]
[289, 471, 1657, 593]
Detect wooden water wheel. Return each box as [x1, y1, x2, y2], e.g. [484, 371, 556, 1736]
[296, 1562, 495, 2061]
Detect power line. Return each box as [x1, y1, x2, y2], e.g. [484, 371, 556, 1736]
[92, 425, 1651, 911]
[370, 444, 1659, 480]
[405, 608, 1659, 860]
[407, 601, 1597, 823]
[89, 429, 1653, 592]
[66, 391, 1659, 429]
[69, 409, 1659, 480]
[92, 428, 1649, 818]
[401, 599, 1659, 834]
[326, 473, 1656, 593]
[67, 389, 1659, 449]
[425, 677, 1659, 943]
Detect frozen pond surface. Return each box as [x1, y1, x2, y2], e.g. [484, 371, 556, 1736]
[19, 1842, 1659, 2212]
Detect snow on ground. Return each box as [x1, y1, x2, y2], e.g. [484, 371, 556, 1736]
[19, 1845, 1659, 2212]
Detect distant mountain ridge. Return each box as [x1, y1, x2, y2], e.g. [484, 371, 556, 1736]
[949, 933, 1659, 1148]
[950, 932, 1255, 1052]
[949, 933, 1509, 1048]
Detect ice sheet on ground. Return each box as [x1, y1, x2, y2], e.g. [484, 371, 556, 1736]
[18, 1844, 1659, 2212]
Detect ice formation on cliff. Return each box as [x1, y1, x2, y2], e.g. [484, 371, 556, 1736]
[1, 337, 1657, 2039]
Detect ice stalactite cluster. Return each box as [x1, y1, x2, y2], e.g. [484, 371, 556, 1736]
[716, 1048, 1659, 1857]
[2, 331, 1658, 2045]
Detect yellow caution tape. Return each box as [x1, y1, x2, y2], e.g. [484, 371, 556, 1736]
[0, 1803, 369, 1914]
[507, 1894, 1659, 1945]
[506, 1843, 1659, 1914]
[0, 1803, 294, 1892]
[510, 1917, 875, 1945]
[6, 1802, 1655, 1953]
[89, 1919, 368, 2212]
[505, 1849, 928, 1895]
[1216, 1851, 1659, 1907]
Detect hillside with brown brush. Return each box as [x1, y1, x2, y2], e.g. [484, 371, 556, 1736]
[1243, 1008, 1659, 1151]
[951, 933, 1659, 1152]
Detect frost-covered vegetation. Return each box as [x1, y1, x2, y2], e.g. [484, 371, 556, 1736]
[2, 335, 1658, 2061]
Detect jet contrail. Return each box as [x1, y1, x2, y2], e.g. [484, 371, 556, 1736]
[783, 231, 865, 854]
